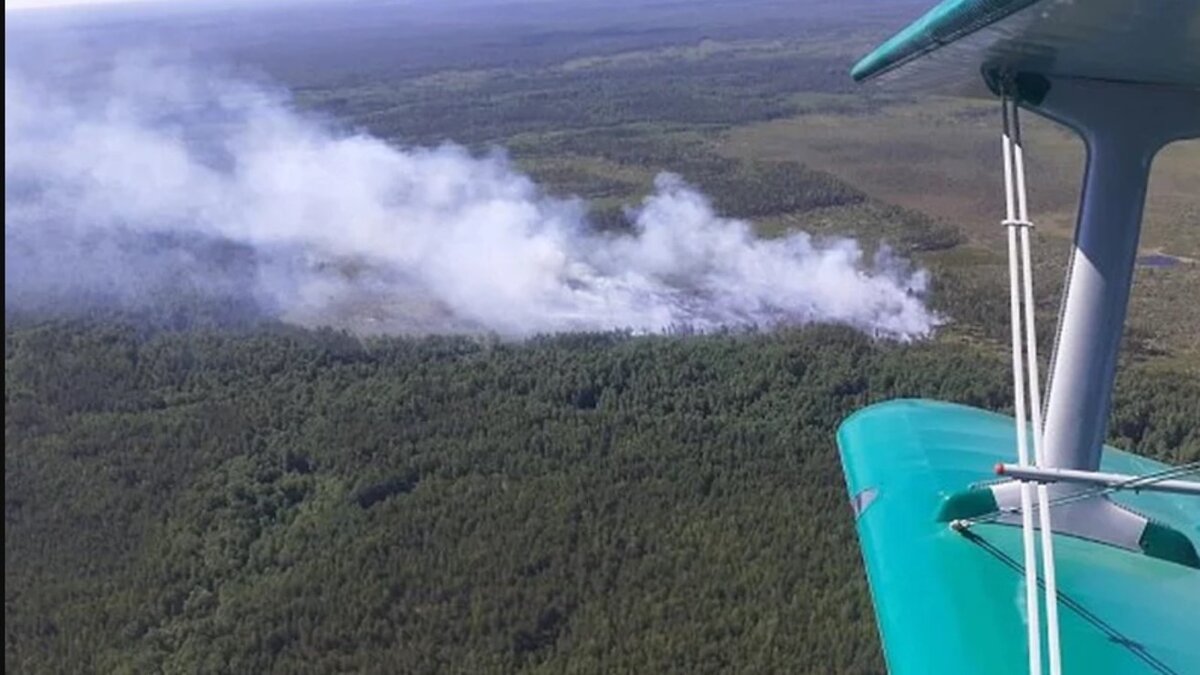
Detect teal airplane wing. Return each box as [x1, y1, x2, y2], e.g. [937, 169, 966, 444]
[851, 0, 1200, 94]
[840, 3, 1200, 674]
[838, 400, 1200, 675]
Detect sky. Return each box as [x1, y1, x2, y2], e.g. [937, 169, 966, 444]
[6, 0, 161, 9]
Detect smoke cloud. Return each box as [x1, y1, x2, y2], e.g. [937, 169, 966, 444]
[5, 53, 937, 338]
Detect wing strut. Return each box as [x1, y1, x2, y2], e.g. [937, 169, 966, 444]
[1000, 92, 1062, 675]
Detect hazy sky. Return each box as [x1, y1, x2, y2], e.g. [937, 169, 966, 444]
[5, 0, 162, 10]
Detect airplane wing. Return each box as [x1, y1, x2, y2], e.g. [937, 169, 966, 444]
[838, 2, 1200, 674]
[840, 400, 1200, 675]
[850, 0, 1200, 94]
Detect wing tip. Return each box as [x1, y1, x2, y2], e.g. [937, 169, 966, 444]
[848, 0, 1044, 85]
[849, 58, 875, 83]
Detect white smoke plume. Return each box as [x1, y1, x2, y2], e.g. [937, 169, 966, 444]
[5, 53, 937, 338]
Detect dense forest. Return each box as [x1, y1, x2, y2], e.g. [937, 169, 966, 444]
[6, 319, 1197, 674]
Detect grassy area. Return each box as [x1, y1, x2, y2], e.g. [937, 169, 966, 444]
[287, 28, 1199, 369]
[291, 40, 1200, 369]
[717, 95, 1200, 366]
[720, 96, 1200, 255]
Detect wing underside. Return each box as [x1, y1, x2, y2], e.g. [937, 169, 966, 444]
[852, 0, 1200, 95]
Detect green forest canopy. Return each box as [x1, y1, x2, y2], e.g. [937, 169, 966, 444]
[6, 320, 1197, 673]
